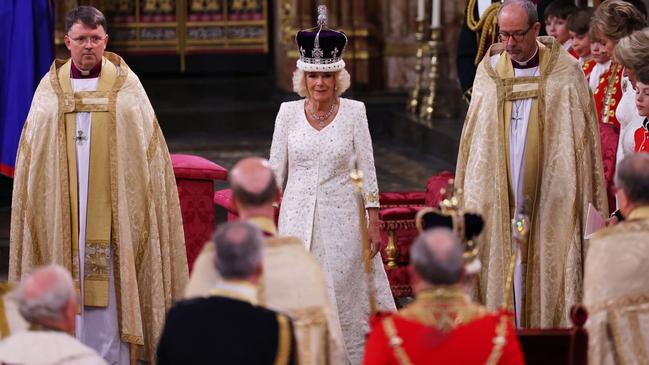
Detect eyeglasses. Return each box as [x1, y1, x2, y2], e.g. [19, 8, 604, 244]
[66, 34, 107, 46]
[498, 25, 533, 43]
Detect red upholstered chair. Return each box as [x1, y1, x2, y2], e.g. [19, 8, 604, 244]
[517, 304, 589, 365]
[378, 171, 455, 299]
[171, 154, 228, 272]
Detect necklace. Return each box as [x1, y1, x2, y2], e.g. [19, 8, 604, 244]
[308, 99, 336, 128]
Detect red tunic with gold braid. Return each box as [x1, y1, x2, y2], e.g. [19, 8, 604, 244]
[592, 63, 624, 212]
[363, 287, 524, 365]
[581, 59, 596, 84]
[568, 47, 579, 60]
[634, 118, 649, 153]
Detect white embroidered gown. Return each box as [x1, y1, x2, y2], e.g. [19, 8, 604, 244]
[270, 98, 396, 365]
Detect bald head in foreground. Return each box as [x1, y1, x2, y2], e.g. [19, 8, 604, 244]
[0, 265, 107, 364]
[230, 157, 279, 221]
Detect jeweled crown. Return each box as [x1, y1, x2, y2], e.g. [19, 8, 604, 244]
[295, 5, 348, 72]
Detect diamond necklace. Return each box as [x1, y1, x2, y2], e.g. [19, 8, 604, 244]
[308, 99, 336, 128]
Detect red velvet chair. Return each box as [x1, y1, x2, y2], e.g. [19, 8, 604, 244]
[378, 171, 455, 299]
[171, 154, 228, 271]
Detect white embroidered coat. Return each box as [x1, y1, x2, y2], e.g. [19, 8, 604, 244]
[270, 98, 396, 365]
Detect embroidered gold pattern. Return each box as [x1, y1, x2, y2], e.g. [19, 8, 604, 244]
[275, 314, 292, 365]
[399, 286, 488, 332]
[382, 317, 413, 365]
[484, 315, 509, 365]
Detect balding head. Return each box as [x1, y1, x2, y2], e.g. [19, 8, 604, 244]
[615, 153, 649, 206]
[410, 228, 465, 286]
[497, 0, 541, 62]
[230, 157, 278, 208]
[13, 265, 76, 332]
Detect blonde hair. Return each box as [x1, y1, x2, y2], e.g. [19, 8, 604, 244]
[591, 0, 646, 41]
[614, 28, 649, 72]
[292, 68, 351, 98]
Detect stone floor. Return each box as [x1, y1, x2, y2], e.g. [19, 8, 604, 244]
[0, 75, 462, 280]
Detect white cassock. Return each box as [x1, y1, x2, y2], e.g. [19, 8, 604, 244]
[490, 52, 540, 327]
[71, 77, 129, 365]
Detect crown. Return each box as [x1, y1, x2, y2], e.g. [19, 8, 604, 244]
[415, 179, 484, 274]
[295, 5, 348, 72]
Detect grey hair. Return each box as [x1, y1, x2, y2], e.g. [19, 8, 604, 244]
[213, 221, 264, 279]
[292, 68, 351, 98]
[13, 265, 75, 324]
[498, 0, 539, 27]
[614, 153, 649, 205]
[410, 228, 464, 286]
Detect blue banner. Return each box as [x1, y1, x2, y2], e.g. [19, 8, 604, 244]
[0, 0, 54, 177]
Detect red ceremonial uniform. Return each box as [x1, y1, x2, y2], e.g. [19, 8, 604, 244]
[592, 63, 623, 213]
[581, 59, 595, 84]
[363, 287, 524, 365]
[568, 47, 579, 60]
[634, 119, 649, 153]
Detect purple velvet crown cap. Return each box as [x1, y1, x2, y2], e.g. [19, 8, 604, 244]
[296, 27, 347, 72]
[295, 5, 347, 72]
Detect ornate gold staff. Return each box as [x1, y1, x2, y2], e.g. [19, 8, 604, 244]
[503, 203, 530, 312]
[351, 167, 378, 315]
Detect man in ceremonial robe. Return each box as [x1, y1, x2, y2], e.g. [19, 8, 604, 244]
[185, 157, 345, 364]
[584, 153, 649, 365]
[363, 228, 524, 365]
[9, 6, 188, 363]
[455, 0, 607, 328]
[0, 265, 107, 365]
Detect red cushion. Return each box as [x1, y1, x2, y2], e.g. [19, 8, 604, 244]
[171, 154, 228, 181]
[379, 207, 419, 222]
[379, 191, 426, 207]
[425, 171, 455, 207]
[214, 188, 237, 214]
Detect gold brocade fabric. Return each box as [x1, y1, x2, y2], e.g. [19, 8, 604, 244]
[583, 208, 649, 365]
[455, 36, 607, 328]
[9, 52, 189, 363]
[398, 286, 489, 333]
[60, 59, 114, 308]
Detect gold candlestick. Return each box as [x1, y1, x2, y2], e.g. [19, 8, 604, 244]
[421, 27, 441, 124]
[408, 20, 427, 114]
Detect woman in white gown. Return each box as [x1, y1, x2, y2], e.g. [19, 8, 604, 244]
[269, 7, 395, 365]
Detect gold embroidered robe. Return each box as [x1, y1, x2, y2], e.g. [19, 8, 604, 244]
[583, 207, 649, 365]
[455, 36, 607, 327]
[9, 52, 188, 362]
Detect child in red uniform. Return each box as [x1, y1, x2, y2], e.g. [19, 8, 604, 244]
[544, 0, 577, 56]
[633, 67, 649, 153]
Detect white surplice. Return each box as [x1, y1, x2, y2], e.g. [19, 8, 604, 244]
[71, 77, 129, 365]
[490, 53, 540, 327]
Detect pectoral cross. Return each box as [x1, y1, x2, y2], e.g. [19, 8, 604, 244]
[74, 130, 87, 145]
[511, 101, 524, 130]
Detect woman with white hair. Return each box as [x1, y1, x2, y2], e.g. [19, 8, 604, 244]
[269, 6, 395, 364]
